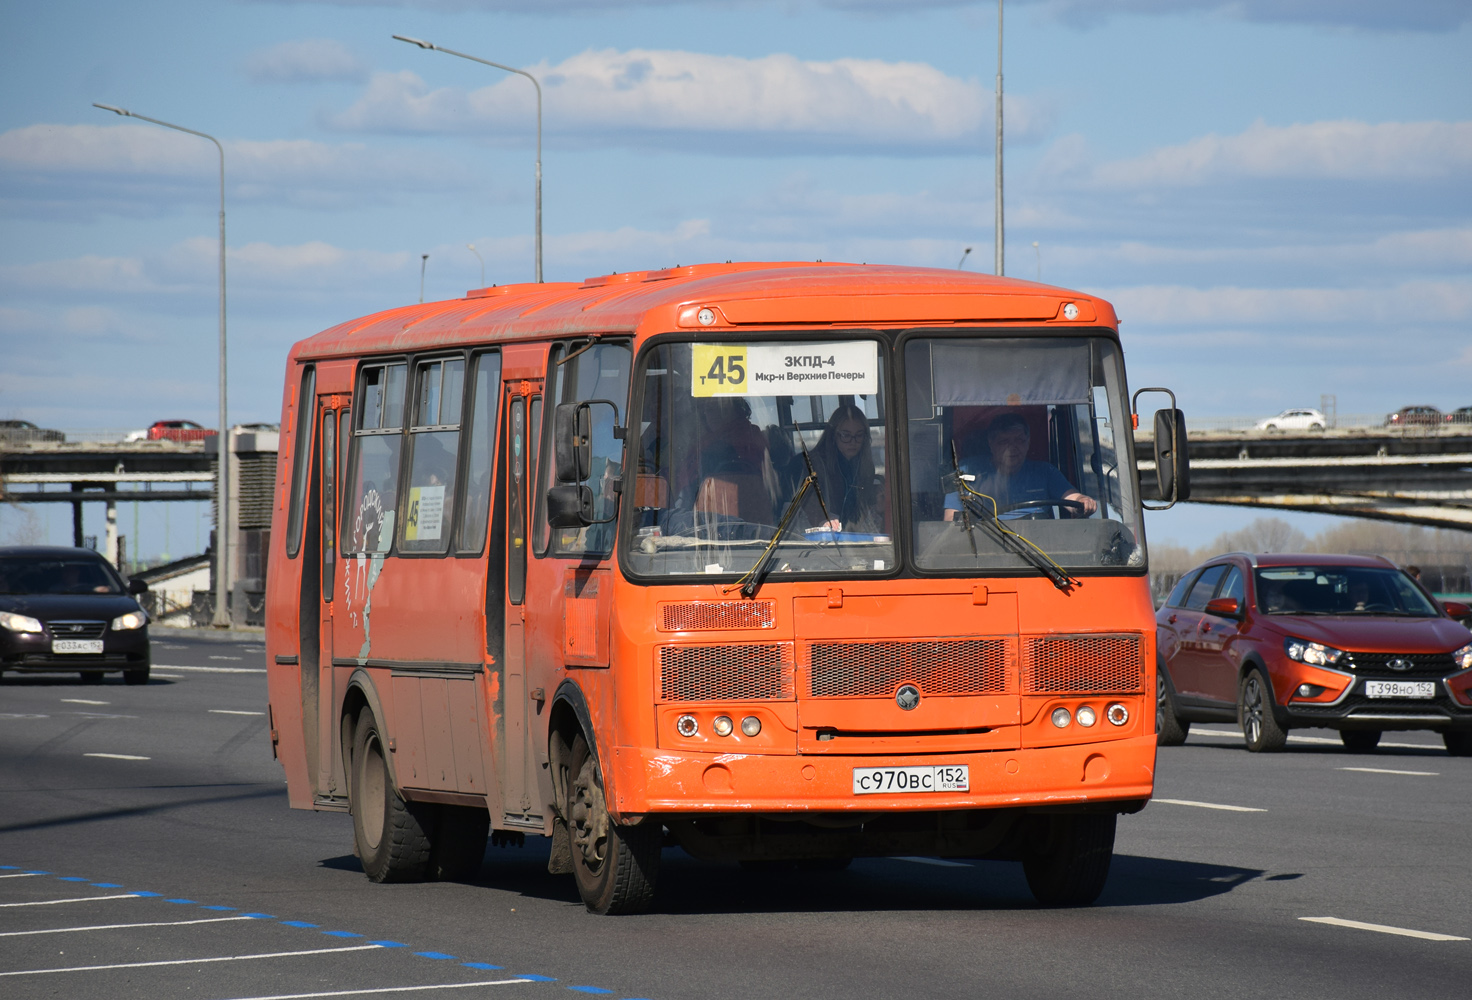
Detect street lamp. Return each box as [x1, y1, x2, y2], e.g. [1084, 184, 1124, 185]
[994, 0, 1005, 277]
[466, 243, 485, 287]
[957, 247, 973, 270]
[395, 35, 543, 283]
[420, 253, 430, 303]
[1032, 240, 1040, 282]
[94, 102, 231, 628]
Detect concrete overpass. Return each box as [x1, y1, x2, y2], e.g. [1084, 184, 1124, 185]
[1137, 429, 1472, 530]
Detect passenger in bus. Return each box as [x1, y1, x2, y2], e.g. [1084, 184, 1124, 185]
[943, 412, 1097, 519]
[667, 397, 778, 531]
[789, 403, 883, 533]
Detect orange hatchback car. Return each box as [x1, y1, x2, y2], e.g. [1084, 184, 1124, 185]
[1156, 553, 1472, 755]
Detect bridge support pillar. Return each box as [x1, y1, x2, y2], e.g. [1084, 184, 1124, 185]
[105, 500, 118, 567]
[70, 483, 83, 548]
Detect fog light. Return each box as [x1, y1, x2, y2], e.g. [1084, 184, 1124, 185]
[1106, 703, 1129, 726]
[1051, 707, 1072, 728]
[1296, 683, 1325, 698]
[712, 715, 734, 737]
[1076, 705, 1097, 727]
[740, 715, 762, 737]
[676, 714, 698, 737]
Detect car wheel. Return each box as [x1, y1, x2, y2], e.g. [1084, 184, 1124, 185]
[1023, 813, 1116, 907]
[123, 666, 149, 686]
[566, 732, 660, 914]
[1339, 730, 1381, 752]
[1156, 666, 1190, 746]
[1444, 731, 1472, 757]
[1265, 423, 1278, 432]
[351, 706, 434, 883]
[1309, 423, 1324, 432]
[1238, 669, 1287, 753]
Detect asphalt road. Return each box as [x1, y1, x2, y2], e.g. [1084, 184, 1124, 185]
[2, 629, 1469, 999]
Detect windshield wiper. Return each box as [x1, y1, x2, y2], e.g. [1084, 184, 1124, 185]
[727, 447, 831, 599]
[949, 441, 1078, 592]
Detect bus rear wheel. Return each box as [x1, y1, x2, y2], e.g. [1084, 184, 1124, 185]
[1022, 813, 1116, 907]
[351, 706, 433, 883]
[566, 734, 659, 914]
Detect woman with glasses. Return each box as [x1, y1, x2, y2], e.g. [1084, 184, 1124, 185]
[793, 403, 884, 534]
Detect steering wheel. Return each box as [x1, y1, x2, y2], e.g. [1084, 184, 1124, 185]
[998, 498, 1088, 519]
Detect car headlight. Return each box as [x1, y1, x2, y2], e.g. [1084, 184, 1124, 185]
[1454, 643, 1472, 671]
[1284, 637, 1344, 667]
[0, 611, 44, 633]
[111, 611, 147, 631]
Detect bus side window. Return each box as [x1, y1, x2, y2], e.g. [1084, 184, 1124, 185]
[343, 362, 407, 556]
[548, 341, 632, 558]
[321, 408, 337, 600]
[508, 396, 527, 604]
[399, 356, 465, 554]
[285, 366, 316, 558]
[457, 351, 501, 554]
[531, 345, 563, 557]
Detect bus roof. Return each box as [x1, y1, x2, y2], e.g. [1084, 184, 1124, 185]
[289, 261, 1118, 362]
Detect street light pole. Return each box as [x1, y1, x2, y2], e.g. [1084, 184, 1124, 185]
[420, 253, 429, 302]
[395, 35, 543, 283]
[994, 0, 1005, 277]
[94, 103, 231, 628]
[466, 243, 485, 287]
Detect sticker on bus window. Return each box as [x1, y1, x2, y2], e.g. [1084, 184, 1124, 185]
[404, 484, 445, 541]
[691, 341, 878, 397]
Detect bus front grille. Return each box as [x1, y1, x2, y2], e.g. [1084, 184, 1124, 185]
[658, 600, 776, 632]
[658, 642, 794, 701]
[804, 638, 1012, 698]
[1023, 634, 1144, 694]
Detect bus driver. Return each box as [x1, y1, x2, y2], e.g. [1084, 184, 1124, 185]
[943, 411, 1097, 520]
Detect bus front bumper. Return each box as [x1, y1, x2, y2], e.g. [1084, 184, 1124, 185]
[609, 735, 1156, 818]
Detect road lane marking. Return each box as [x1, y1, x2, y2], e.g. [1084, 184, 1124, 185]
[218, 981, 535, 1000]
[1338, 766, 1439, 776]
[0, 915, 252, 937]
[83, 753, 150, 761]
[0, 893, 139, 907]
[60, 699, 108, 705]
[896, 857, 972, 867]
[210, 709, 265, 716]
[0, 942, 382, 977]
[1191, 728, 1442, 750]
[1154, 798, 1266, 813]
[1299, 916, 1469, 941]
[154, 663, 266, 674]
[210, 655, 243, 660]
[0, 872, 46, 879]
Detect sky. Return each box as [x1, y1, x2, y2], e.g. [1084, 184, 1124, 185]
[1, 0, 1469, 559]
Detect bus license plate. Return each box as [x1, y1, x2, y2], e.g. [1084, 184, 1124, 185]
[1364, 680, 1435, 699]
[853, 765, 969, 795]
[52, 640, 104, 654]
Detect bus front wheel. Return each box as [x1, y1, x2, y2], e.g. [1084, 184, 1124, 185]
[566, 734, 659, 914]
[1022, 813, 1116, 907]
[351, 706, 434, 883]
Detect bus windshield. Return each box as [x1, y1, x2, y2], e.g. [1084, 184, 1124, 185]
[623, 333, 1142, 580]
[906, 336, 1142, 573]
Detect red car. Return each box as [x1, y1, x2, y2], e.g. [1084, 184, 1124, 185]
[1385, 405, 1442, 427]
[1156, 553, 1472, 755]
[145, 420, 216, 443]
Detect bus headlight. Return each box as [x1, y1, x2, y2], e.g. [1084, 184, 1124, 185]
[675, 714, 698, 737]
[1051, 707, 1071, 728]
[712, 715, 734, 737]
[740, 716, 762, 737]
[1076, 706, 1097, 727]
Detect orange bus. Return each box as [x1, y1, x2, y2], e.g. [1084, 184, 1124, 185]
[264, 262, 1189, 913]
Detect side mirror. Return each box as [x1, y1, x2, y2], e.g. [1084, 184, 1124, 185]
[553, 402, 591, 484]
[128, 578, 148, 595]
[1204, 596, 1240, 618]
[1443, 601, 1470, 619]
[546, 485, 594, 527]
[1153, 408, 1191, 503]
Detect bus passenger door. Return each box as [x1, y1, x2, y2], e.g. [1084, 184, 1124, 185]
[500, 382, 543, 827]
[316, 395, 349, 801]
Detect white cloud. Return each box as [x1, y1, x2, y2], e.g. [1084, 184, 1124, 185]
[330, 49, 1051, 154]
[242, 39, 369, 84]
[1074, 120, 1472, 188]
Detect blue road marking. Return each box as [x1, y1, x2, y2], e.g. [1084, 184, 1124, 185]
[462, 963, 504, 971]
[280, 920, 318, 928]
[323, 930, 364, 938]
[58, 876, 90, 882]
[242, 913, 276, 919]
[415, 951, 457, 960]
[92, 883, 124, 888]
[133, 891, 162, 897]
[567, 988, 614, 995]
[0, 865, 16, 869]
[201, 905, 235, 911]
[518, 975, 557, 983]
[371, 941, 409, 948]
[166, 898, 198, 904]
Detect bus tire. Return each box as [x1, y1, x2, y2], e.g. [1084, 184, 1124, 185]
[351, 706, 433, 883]
[427, 805, 489, 882]
[566, 733, 659, 914]
[1022, 813, 1116, 907]
[1239, 669, 1287, 753]
[1156, 666, 1190, 746]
